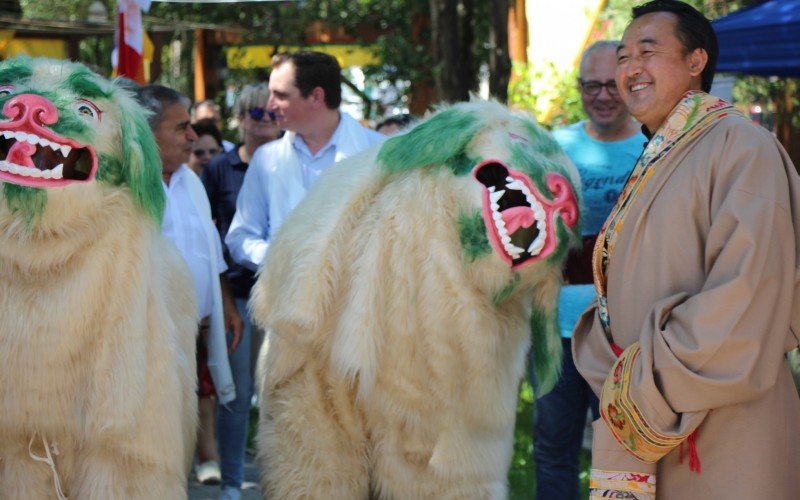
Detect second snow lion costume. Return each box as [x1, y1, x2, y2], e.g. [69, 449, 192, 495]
[253, 100, 582, 498]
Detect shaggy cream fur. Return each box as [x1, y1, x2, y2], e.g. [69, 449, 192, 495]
[253, 101, 580, 499]
[0, 59, 197, 498]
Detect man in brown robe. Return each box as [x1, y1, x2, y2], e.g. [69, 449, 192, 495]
[573, 1, 800, 498]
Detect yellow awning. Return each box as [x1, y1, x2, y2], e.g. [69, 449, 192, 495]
[0, 35, 66, 59]
[226, 44, 379, 70]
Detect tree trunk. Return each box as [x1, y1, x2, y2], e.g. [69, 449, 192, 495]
[488, 0, 511, 102]
[429, 0, 478, 103]
[409, 10, 437, 114]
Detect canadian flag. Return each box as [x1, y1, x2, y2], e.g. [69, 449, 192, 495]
[113, 0, 152, 84]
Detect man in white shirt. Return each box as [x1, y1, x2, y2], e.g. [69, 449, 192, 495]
[225, 51, 384, 271]
[135, 84, 243, 489]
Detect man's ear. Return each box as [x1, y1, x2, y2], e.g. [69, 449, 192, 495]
[688, 47, 708, 77]
[310, 86, 326, 109]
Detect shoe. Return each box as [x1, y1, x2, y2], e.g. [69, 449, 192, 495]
[220, 487, 242, 500]
[196, 460, 221, 485]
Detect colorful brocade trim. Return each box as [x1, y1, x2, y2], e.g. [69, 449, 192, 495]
[600, 342, 688, 463]
[589, 469, 656, 499]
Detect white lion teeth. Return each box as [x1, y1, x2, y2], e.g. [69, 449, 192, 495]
[0, 129, 72, 157]
[527, 234, 546, 254]
[487, 176, 550, 259]
[508, 244, 525, 258]
[506, 179, 526, 191]
[0, 160, 64, 180]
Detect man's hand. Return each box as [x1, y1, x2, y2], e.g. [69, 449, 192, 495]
[220, 275, 243, 353]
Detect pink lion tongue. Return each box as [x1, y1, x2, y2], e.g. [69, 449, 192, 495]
[7, 141, 36, 168]
[501, 206, 535, 233]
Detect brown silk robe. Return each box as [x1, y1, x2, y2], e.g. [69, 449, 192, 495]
[573, 112, 800, 498]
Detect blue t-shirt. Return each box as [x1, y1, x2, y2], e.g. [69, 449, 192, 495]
[552, 121, 645, 337]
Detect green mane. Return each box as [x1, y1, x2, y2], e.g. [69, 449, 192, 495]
[377, 107, 482, 176]
[0, 57, 165, 225]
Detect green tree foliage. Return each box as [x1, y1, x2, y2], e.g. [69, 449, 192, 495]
[509, 62, 585, 128]
[19, 0, 94, 20]
[17, 0, 510, 113]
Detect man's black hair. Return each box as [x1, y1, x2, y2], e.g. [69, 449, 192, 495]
[632, 0, 718, 92]
[271, 51, 342, 109]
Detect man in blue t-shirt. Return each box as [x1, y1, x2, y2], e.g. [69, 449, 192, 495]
[532, 40, 645, 500]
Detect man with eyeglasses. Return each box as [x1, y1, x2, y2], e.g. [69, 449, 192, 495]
[226, 51, 384, 273]
[530, 40, 644, 500]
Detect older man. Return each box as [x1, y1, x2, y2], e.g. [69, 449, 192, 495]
[532, 40, 644, 500]
[225, 51, 383, 272]
[135, 84, 243, 486]
[572, 1, 800, 498]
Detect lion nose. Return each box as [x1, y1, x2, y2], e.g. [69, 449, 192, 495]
[2, 94, 59, 127]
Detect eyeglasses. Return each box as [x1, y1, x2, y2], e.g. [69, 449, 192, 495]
[248, 107, 276, 122]
[193, 148, 220, 157]
[579, 79, 619, 96]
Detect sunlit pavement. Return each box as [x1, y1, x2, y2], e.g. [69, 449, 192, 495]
[188, 451, 261, 499]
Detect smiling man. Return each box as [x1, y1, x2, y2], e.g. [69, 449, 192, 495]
[571, 1, 800, 498]
[225, 51, 383, 272]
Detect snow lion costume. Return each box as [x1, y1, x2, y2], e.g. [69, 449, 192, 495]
[0, 58, 197, 498]
[253, 100, 581, 499]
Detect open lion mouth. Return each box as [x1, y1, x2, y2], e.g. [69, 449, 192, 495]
[473, 160, 578, 269]
[0, 131, 94, 182]
[0, 93, 97, 188]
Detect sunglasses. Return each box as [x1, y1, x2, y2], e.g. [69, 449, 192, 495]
[248, 107, 277, 122]
[193, 148, 220, 157]
[579, 79, 620, 96]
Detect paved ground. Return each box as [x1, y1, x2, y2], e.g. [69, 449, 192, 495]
[188, 451, 261, 499]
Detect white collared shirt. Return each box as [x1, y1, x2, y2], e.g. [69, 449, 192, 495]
[225, 112, 384, 271]
[162, 165, 227, 318]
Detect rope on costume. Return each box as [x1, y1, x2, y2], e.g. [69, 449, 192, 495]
[28, 433, 68, 500]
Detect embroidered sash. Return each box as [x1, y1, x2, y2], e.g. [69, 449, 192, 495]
[592, 91, 739, 335]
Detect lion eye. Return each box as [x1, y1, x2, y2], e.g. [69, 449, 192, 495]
[0, 85, 13, 97]
[72, 99, 101, 123]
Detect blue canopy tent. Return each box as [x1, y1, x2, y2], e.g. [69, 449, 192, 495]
[713, 0, 800, 77]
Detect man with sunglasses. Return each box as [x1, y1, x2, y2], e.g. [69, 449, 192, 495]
[226, 51, 383, 274]
[201, 82, 281, 500]
[530, 40, 644, 500]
